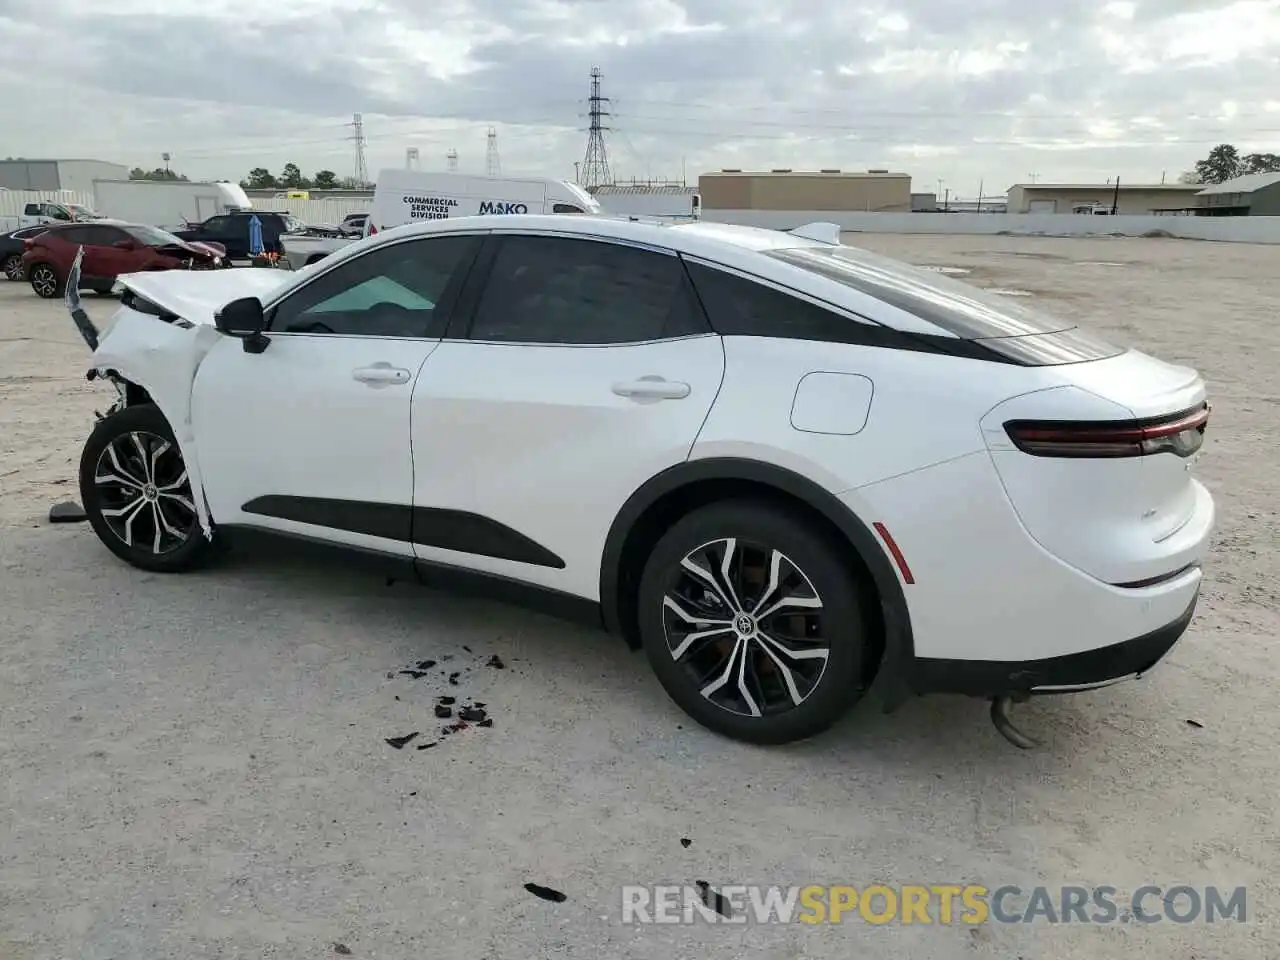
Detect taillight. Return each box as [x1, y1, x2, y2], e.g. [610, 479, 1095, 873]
[1004, 403, 1209, 458]
[23, 239, 34, 249]
[368, 224, 377, 235]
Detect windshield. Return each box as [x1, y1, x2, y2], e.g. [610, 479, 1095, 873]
[125, 224, 188, 247]
[282, 215, 308, 234]
[66, 204, 99, 219]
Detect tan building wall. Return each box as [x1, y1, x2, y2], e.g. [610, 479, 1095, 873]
[699, 171, 912, 212]
[1006, 184, 1203, 215]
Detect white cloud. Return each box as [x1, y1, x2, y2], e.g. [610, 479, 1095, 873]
[0, 0, 1276, 197]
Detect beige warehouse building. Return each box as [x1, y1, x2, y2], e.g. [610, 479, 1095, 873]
[699, 170, 912, 212]
[1005, 182, 1203, 215]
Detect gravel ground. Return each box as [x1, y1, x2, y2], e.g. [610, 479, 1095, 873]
[1, 234, 1277, 960]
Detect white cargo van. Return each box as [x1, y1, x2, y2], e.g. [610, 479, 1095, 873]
[92, 179, 252, 231]
[363, 170, 601, 237]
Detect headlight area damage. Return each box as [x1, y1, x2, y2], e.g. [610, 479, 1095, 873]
[65, 247, 243, 542]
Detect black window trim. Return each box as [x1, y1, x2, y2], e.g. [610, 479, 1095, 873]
[450, 230, 715, 347]
[262, 231, 486, 341]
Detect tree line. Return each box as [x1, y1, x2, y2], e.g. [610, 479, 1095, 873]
[129, 164, 370, 191]
[1180, 144, 1280, 184]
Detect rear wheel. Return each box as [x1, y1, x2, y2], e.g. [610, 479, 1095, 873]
[2, 253, 23, 282]
[637, 499, 873, 744]
[79, 404, 216, 572]
[28, 262, 61, 298]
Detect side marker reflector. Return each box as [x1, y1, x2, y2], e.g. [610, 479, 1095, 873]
[873, 522, 914, 585]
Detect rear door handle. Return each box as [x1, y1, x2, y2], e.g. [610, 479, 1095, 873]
[612, 376, 691, 401]
[353, 362, 412, 387]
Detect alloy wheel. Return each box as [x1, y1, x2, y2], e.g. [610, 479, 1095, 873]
[30, 265, 57, 297]
[661, 537, 829, 718]
[3, 254, 22, 282]
[93, 430, 197, 555]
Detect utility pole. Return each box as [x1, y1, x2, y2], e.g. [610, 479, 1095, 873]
[1111, 176, 1120, 215]
[977, 179, 984, 213]
[348, 113, 368, 187]
[485, 127, 501, 177]
[580, 66, 612, 189]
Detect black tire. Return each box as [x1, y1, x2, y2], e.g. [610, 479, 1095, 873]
[637, 499, 872, 745]
[2, 253, 23, 282]
[28, 262, 61, 298]
[79, 404, 217, 573]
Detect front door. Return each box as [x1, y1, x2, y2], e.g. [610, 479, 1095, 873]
[409, 231, 726, 598]
[190, 232, 483, 556]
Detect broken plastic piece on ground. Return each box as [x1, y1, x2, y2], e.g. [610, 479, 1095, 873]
[695, 881, 733, 918]
[400, 670, 429, 679]
[416, 660, 436, 670]
[1186, 718, 1204, 728]
[333, 945, 352, 956]
[486, 654, 506, 669]
[448, 672, 460, 685]
[478, 718, 494, 728]
[385, 732, 419, 750]
[49, 501, 88, 523]
[438, 695, 456, 706]
[680, 838, 692, 848]
[434, 704, 453, 719]
[524, 882, 567, 903]
[416, 741, 438, 750]
[459, 705, 487, 723]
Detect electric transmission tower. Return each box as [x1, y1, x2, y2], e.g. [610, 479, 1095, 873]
[348, 113, 368, 186]
[485, 127, 501, 177]
[579, 66, 611, 188]
[446, 148, 458, 172]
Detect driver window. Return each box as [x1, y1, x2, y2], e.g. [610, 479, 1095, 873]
[269, 235, 480, 338]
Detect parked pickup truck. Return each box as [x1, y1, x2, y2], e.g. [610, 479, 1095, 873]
[170, 210, 308, 261]
[279, 233, 359, 271]
[0, 199, 101, 233]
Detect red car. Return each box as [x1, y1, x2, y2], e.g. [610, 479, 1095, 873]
[22, 220, 226, 299]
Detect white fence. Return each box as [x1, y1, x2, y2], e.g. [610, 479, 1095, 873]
[7, 188, 1277, 243]
[701, 209, 1280, 244]
[0, 190, 370, 225]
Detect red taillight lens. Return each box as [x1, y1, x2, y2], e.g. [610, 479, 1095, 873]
[1004, 403, 1209, 458]
[368, 224, 377, 235]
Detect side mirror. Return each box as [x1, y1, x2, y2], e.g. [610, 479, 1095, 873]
[215, 296, 270, 353]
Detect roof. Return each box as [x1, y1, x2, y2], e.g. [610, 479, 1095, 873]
[1195, 172, 1280, 196]
[703, 170, 909, 178]
[592, 185, 698, 195]
[1009, 182, 1202, 191]
[0, 158, 124, 165]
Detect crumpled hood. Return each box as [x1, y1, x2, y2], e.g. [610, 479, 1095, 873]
[116, 268, 298, 325]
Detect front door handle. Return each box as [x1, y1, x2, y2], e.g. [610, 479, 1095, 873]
[612, 376, 691, 401]
[353, 362, 411, 387]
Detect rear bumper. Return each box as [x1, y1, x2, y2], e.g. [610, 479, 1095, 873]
[909, 592, 1198, 697]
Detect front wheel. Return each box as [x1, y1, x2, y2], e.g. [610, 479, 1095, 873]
[637, 499, 874, 745]
[28, 263, 61, 298]
[2, 253, 23, 282]
[79, 404, 217, 572]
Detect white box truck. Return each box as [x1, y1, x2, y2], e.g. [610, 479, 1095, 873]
[90, 180, 253, 231]
[279, 170, 603, 270]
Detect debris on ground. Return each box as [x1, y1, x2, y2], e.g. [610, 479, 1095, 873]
[437, 696, 456, 706]
[48, 501, 87, 523]
[485, 654, 506, 670]
[681, 838, 692, 848]
[416, 741, 438, 750]
[385, 732, 419, 750]
[695, 881, 733, 918]
[1186, 719, 1205, 728]
[416, 660, 436, 671]
[458, 705, 487, 723]
[333, 944, 353, 956]
[448, 672, 460, 685]
[523, 882, 567, 902]
[399, 670, 430, 679]
[434, 704, 453, 718]
[478, 718, 493, 728]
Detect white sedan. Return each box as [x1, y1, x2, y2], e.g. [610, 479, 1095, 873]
[65, 215, 1214, 746]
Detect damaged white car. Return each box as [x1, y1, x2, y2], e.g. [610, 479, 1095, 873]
[66, 214, 1214, 747]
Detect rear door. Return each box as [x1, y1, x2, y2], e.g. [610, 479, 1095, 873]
[408, 230, 725, 597]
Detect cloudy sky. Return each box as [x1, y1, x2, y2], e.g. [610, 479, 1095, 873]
[1, 0, 1277, 197]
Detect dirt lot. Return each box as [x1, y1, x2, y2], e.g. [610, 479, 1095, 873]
[1, 235, 1277, 960]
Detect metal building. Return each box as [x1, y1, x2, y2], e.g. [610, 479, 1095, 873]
[1005, 182, 1203, 215]
[0, 158, 130, 193]
[1192, 173, 1280, 216]
[698, 170, 912, 212]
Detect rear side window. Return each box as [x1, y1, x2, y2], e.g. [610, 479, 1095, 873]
[469, 235, 707, 344]
[57, 226, 95, 245]
[684, 260, 889, 345]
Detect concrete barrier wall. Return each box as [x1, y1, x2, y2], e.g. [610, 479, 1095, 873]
[702, 209, 1280, 244]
